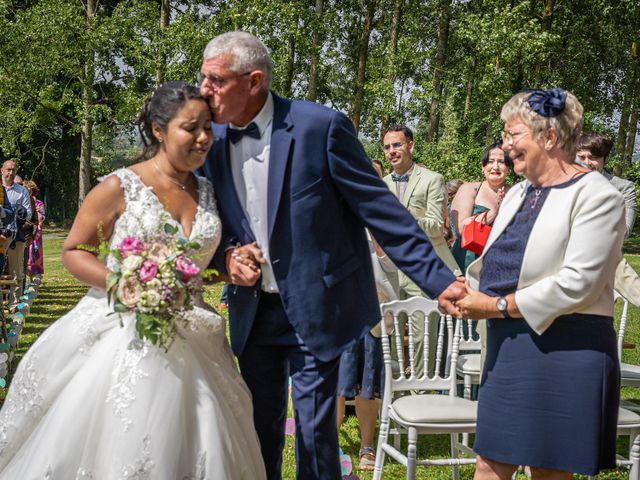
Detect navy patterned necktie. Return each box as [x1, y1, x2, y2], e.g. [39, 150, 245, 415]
[228, 122, 261, 144]
[391, 172, 410, 182]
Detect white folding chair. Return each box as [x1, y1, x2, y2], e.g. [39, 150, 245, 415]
[456, 319, 481, 401]
[615, 408, 640, 480]
[616, 290, 640, 389]
[373, 297, 477, 480]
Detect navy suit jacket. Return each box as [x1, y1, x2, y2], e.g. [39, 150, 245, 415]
[198, 93, 456, 361]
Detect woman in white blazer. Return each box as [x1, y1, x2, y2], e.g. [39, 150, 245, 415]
[458, 88, 625, 479]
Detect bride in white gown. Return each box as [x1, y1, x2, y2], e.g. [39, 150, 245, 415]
[0, 82, 266, 479]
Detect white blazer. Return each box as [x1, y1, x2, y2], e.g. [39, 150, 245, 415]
[467, 171, 625, 335]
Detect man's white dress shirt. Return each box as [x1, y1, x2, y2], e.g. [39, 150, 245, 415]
[229, 93, 279, 293]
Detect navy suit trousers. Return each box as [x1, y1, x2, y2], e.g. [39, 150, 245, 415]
[238, 292, 341, 480]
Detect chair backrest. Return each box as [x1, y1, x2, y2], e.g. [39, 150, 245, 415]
[380, 296, 461, 395]
[615, 289, 630, 362]
[459, 319, 481, 353]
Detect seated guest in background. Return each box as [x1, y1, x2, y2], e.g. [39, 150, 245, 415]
[459, 88, 623, 479]
[337, 159, 398, 472]
[1, 160, 32, 307]
[577, 132, 636, 236]
[381, 125, 460, 377]
[23, 180, 44, 280]
[450, 141, 512, 273]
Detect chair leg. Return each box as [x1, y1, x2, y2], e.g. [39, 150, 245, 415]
[406, 426, 417, 480]
[630, 430, 640, 480]
[450, 434, 460, 480]
[373, 412, 391, 480]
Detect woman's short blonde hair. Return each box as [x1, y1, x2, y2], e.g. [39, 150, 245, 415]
[500, 90, 583, 156]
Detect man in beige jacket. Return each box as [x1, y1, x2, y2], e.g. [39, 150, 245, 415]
[382, 125, 460, 375]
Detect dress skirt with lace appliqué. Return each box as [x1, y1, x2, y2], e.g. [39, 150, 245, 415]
[0, 169, 266, 480]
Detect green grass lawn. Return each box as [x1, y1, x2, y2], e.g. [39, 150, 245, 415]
[2, 231, 640, 479]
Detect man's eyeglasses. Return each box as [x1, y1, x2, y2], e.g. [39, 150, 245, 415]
[197, 71, 251, 90]
[383, 142, 405, 152]
[501, 130, 528, 146]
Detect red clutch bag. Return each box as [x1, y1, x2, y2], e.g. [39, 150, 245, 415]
[461, 211, 491, 255]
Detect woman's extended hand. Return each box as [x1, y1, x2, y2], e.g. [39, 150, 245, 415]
[457, 282, 496, 320]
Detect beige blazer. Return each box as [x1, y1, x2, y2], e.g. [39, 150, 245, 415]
[384, 166, 461, 275]
[467, 172, 624, 334]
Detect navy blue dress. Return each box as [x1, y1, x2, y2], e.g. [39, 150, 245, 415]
[473, 177, 620, 475]
[337, 332, 383, 400]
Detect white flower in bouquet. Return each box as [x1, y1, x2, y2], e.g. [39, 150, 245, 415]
[140, 290, 162, 310]
[117, 276, 143, 307]
[147, 242, 171, 263]
[121, 254, 143, 276]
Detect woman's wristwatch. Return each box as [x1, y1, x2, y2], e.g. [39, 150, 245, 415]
[496, 296, 512, 319]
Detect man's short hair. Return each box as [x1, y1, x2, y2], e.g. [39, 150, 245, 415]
[203, 31, 273, 92]
[383, 124, 413, 142]
[577, 132, 614, 159]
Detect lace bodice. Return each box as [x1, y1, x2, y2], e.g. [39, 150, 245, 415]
[104, 169, 221, 272]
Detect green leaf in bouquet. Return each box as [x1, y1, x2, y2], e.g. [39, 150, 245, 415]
[75, 243, 99, 254]
[106, 271, 120, 294]
[202, 268, 220, 282]
[113, 302, 129, 313]
[164, 223, 179, 235]
[185, 241, 201, 250]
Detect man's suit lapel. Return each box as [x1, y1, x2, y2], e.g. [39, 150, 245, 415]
[213, 126, 255, 242]
[402, 166, 421, 207]
[267, 94, 294, 239]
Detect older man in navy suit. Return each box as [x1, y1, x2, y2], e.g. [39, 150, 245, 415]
[197, 31, 465, 480]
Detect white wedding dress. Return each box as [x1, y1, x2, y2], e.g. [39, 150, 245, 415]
[0, 169, 266, 480]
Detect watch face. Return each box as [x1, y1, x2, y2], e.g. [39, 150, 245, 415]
[497, 297, 507, 312]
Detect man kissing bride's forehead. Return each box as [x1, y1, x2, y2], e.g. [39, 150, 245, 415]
[196, 31, 463, 480]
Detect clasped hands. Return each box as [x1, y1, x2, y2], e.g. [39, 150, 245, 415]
[437, 277, 495, 320]
[225, 242, 265, 287]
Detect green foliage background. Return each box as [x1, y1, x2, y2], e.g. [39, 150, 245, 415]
[0, 0, 638, 221]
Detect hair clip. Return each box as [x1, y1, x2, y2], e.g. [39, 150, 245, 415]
[526, 88, 567, 117]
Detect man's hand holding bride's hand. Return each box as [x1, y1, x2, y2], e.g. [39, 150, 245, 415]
[226, 242, 266, 287]
[437, 277, 467, 317]
[457, 283, 495, 320]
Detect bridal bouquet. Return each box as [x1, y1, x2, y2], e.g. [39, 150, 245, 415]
[105, 224, 203, 350]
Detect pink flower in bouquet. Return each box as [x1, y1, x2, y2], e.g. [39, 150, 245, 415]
[176, 255, 200, 282]
[139, 260, 159, 282]
[118, 236, 147, 258]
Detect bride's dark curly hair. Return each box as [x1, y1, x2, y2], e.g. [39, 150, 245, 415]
[136, 81, 205, 161]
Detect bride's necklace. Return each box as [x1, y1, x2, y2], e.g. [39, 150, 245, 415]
[153, 158, 190, 191]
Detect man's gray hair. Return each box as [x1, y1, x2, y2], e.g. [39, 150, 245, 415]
[203, 31, 273, 91]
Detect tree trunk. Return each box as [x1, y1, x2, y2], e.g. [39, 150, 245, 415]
[381, 0, 403, 133]
[78, 0, 96, 206]
[463, 48, 478, 122]
[350, 0, 376, 133]
[156, 0, 170, 88]
[541, 0, 554, 32]
[426, 0, 452, 143]
[624, 81, 639, 165]
[617, 41, 638, 162]
[307, 0, 324, 102]
[283, 32, 296, 97]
